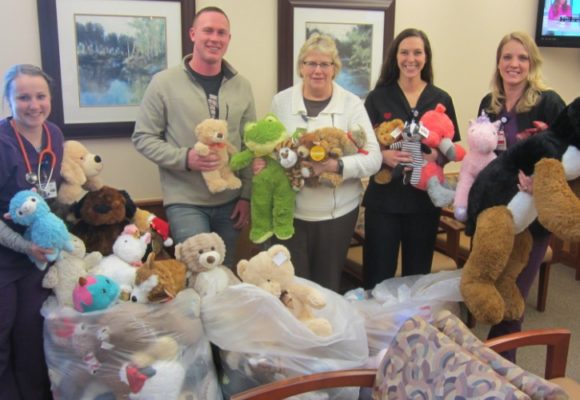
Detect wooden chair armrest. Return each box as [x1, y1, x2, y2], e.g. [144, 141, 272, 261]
[352, 229, 365, 245]
[485, 328, 571, 379]
[230, 369, 376, 400]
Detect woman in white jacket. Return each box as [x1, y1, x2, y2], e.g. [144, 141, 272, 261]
[269, 34, 381, 292]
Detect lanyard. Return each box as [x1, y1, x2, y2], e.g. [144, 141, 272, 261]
[10, 119, 56, 190]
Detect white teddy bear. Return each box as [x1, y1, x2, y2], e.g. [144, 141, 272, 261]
[42, 234, 102, 308]
[90, 224, 151, 297]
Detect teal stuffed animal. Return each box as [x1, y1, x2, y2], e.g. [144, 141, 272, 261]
[230, 114, 295, 243]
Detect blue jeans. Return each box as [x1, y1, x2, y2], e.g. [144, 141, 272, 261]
[166, 201, 240, 267]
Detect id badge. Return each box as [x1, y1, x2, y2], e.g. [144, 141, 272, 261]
[40, 180, 58, 199]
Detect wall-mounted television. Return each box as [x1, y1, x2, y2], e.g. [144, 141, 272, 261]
[535, 0, 580, 48]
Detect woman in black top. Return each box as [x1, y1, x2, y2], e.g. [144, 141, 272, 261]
[363, 28, 460, 289]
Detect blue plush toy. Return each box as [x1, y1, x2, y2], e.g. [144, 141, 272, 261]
[72, 275, 120, 313]
[4, 189, 73, 270]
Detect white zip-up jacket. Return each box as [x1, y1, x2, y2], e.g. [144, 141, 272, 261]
[271, 82, 381, 221]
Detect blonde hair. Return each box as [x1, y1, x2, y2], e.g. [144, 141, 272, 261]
[296, 33, 342, 78]
[487, 32, 548, 114]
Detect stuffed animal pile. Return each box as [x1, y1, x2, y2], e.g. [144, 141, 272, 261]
[230, 114, 295, 243]
[461, 97, 580, 324]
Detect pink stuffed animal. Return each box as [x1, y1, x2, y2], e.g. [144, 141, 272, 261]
[453, 113, 501, 221]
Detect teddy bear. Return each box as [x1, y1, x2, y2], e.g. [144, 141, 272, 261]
[57, 140, 104, 205]
[119, 336, 186, 400]
[194, 118, 242, 193]
[174, 232, 240, 298]
[42, 233, 103, 308]
[90, 224, 151, 298]
[237, 244, 333, 337]
[70, 186, 137, 256]
[131, 252, 187, 303]
[297, 126, 367, 187]
[453, 113, 501, 221]
[4, 188, 74, 270]
[461, 97, 580, 325]
[230, 114, 296, 243]
[372, 119, 404, 184]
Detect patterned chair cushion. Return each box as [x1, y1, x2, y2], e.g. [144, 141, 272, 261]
[372, 311, 568, 400]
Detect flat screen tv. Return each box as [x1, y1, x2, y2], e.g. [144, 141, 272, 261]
[535, 0, 580, 47]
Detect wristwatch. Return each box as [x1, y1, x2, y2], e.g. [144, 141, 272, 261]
[337, 159, 344, 175]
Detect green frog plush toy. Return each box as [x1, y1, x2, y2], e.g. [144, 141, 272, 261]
[230, 114, 295, 243]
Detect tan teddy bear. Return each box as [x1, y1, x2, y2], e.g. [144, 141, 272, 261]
[237, 244, 333, 337]
[174, 232, 240, 298]
[298, 126, 367, 187]
[194, 119, 242, 193]
[373, 119, 404, 184]
[57, 140, 104, 204]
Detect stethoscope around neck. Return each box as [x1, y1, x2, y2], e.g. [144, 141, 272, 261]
[10, 119, 56, 192]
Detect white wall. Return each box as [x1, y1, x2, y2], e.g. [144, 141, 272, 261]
[1, 0, 579, 199]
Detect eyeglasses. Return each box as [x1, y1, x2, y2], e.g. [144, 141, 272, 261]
[302, 61, 334, 70]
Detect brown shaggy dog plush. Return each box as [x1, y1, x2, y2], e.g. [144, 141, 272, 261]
[70, 186, 136, 256]
[461, 98, 580, 324]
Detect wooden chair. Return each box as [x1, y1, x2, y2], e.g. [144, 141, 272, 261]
[485, 328, 580, 397]
[344, 204, 458, 286]
[230, 369, 376, 400]
[230, 329, 579, 400]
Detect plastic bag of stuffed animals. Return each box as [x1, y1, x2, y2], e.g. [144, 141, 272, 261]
[344, 270, 463, 367]
[42, 288, 223, 400]
[201, 277, 369, 400]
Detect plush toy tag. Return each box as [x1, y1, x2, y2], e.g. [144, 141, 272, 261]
[310, 145, 326, 161]
[418, 124, 430, 139]
[272, 251, 288, 266]
[40, 180, 58, 199]
[390, 126, 403, 139]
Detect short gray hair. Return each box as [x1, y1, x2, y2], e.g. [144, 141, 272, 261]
[297, 33, 342, 79]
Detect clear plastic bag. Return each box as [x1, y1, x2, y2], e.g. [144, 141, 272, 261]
[346, 270, 463, 362]
[201, 278, 369, 399]
[42, 289, 222, 400]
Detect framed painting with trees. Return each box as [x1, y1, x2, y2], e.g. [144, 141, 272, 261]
[277, 0, 395, 98]
[37, 0, 195, 138]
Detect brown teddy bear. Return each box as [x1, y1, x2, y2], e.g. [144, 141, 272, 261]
[298, 126, 367, 187]
[131, 252, 187, 303]
[237, 244, 332, 336]
[57, 140, 104, 205]
[70, 186, 137, 256]
[194, 118, 242, 193]
[373, 119, 404, 184]
[174, 232, 239, 298]
[460, 98, 580, 324]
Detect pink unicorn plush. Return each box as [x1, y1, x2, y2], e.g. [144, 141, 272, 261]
[453, 113, 501, 221]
